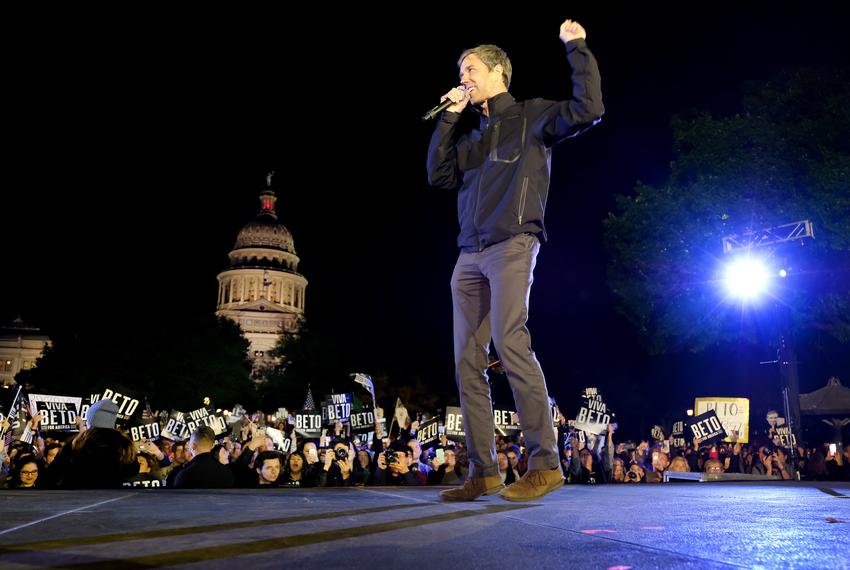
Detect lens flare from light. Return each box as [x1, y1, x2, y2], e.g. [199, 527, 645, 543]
[724, 258, 770, 299]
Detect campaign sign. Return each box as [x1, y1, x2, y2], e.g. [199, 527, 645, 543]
[79, 395, 99, 424]
[349, 410, 376, 433]
[265, 426, 292, 453]
[550, 401, 560, 428]
[294, 410, 323, 438]
[99, 387, 141, 421]
[444, 406, 465, 442]
[772, 425, 797, 448]
[129, 422, 161, 442]
[494, 409, 521, 434]
[695, 397, 750, 443]
[28, 394, 82, 431]
[161, 410, 191, 441]
[227, 403, 247, 424]
[687, 410, 727, 446]
[671, 420, 686, 448]
[574, 396, 611, 435]
[375, 417, 387, 439]
[189, 415, 227, 436]
[416, 417, 440, 449]
[322, 393, 352, 425]
[177, 406, 226, 435]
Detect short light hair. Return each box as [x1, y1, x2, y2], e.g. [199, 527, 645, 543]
[192, 426, 216, 447]
[458, 44, 512, 88]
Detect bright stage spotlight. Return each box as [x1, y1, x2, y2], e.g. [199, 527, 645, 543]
[724, 257, 770, 299]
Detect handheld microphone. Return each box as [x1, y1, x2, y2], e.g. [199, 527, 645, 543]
[421, 87, 466, 121]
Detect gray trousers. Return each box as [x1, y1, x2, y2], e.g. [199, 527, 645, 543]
[450, 233, 558, 477]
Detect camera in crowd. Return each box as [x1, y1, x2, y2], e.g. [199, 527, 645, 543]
[627, 470, 639, 480]
[335, 447, 349, 461]
[385, 450, 398, 464]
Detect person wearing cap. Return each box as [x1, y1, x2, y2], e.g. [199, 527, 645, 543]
[45, 398, 139, 488]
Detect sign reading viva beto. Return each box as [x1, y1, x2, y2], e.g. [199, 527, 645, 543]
[183, 407, 227, 436]
[321, 393, 352, 425]
[574, 388, 612, 435]
[28, 394, 82, 431]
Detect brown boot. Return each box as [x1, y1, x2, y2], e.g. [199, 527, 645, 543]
[439, 475, 505, 502]
[499, 468, 564, 502]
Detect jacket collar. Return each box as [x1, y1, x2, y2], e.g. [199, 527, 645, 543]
[477, 92, 515, 127]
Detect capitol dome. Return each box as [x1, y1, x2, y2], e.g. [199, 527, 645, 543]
[226, 185, 301, 271]
[233, 216, 295, 253]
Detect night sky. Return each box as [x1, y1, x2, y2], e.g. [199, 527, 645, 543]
[4, 6, 849, 430]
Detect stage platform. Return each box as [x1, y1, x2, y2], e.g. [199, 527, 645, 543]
[1, 481, 848, 569]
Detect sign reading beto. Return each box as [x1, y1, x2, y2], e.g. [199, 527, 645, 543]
[349, 409, 376, 432]
[416, 417, 440, 449]
[129, 422, 161, 442]
[494, 409, 521, 434]
[294, 410, 323, 438]
[444, 406, 465, 442]
[98, 388, 141, 422]
[687, 410, 727, 446]
[671, 420, 686, 448]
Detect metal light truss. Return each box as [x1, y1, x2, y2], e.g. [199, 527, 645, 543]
[722, 220, 814, 254]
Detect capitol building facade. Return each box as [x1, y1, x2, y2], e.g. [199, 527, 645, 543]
[216, 174, 307, 369]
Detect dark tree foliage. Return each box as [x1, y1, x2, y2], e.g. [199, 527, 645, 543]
[257, 325, 348, 411]
[605, 68, 850, 353]
[259, 323, 450, 417]
[16, 314, 254, 411]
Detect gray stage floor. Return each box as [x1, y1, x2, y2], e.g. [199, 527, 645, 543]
[0, 481, 848, 569]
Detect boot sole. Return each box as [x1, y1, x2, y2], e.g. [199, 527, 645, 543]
[440, 484, 505, 502]
[499, 479, 564, 502]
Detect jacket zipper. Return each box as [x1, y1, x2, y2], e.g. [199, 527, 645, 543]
[474, 117, 491, 248]
[518, 177, 529, 225]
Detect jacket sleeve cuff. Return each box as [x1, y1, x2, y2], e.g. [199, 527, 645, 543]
[440, 111, 462, 124]
[564, 37, 588, 54]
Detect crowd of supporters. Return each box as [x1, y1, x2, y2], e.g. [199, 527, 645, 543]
[559, 423, 850, 484]
[2, 402, 849, 490]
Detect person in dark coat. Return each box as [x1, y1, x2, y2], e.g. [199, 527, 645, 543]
[46, 399, 139, 489]
[173, 426, 234, 489]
